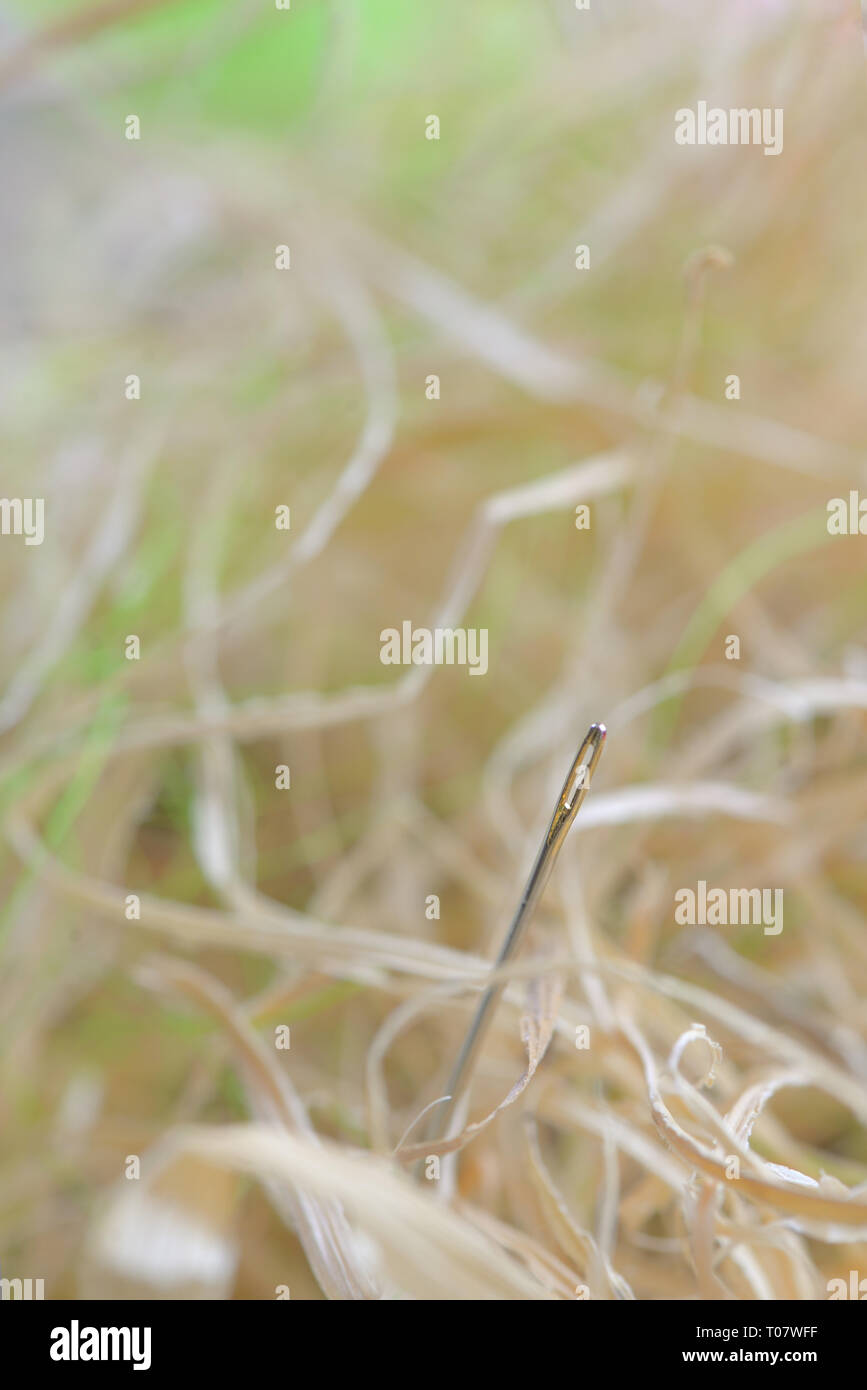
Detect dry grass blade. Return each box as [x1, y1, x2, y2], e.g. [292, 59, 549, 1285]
[396, 970, 564, 1163]
[167, 1124, 556, 1301]
[135, 956, 381, 1300]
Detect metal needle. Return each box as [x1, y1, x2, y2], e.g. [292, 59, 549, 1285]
[426, 722, 606, 1148]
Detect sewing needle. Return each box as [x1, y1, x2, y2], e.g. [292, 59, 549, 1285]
[426, 722, 606, 1149]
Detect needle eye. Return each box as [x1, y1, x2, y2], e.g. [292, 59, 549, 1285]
[568, 763, 590, 805]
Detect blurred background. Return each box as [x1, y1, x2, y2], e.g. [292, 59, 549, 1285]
[1, 0, 866, 1300]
